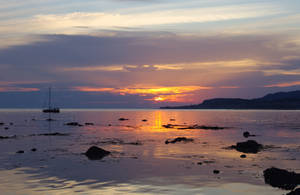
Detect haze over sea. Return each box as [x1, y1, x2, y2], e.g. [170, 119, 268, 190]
[0, 109, 299, 194]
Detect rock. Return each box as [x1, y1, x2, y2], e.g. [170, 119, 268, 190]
[231, 140, 263, 153]
[85, 146, 111, 160]
[170, 119, 176, 121]
[263, 167, 300, 190]
[213, 170, 220, 174]
[142, 119, 147, 122]
[9, 123, 13, 125]
[118, 118, 129, 121]
[0, 122, 4, 125]
[0, 135, 17, 139]
[16, 150, 24, 154]
[108, 124, 112, 126]
[287, 188, 300, 195]
[38, 132, 69, 136]
[65, 122, 82, 126]
[31, 148, 37, 152]
[4, 127, 9, 130]
[240, 154, 247, 158]
[85, 123, 94, 126]
[197, 162, 203, 165]
[165, 137, 194, 144]
[243, 131, 256, 138]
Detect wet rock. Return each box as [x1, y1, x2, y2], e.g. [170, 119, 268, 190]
[197, 162, 203, 165]
[31, 148, 37, 152]
[85, 123, 94, 126]
[170, 119, 176, 121]
[203, 160, 216, 164]
[213, 170, 220, 174]
[108, 124, 112, 126]
[142, 119, 147, 122]
[287, 188, 300, 195]
[0, 135, 17, 139]
[165, 137, 194, 144]
[9, 123, 13, 125]
[118, 118, 129, 121]
[240, 154, 247, 158]
[243, 131, 256, 138]
[85, 146, 111, 160]
[162, 123, 226, 130]
[37, 132, 69, 136]
[0, 122, 4, 125]
[65, 122, 82, 126]
[162, 124, 175, 128]
[263, 167, 300, 190]
[16, 150, 24, 154]
[4, 127, 9, 130]
[230, 140, 263, 153]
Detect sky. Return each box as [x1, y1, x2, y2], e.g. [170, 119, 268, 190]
[0, 0, 300, 108]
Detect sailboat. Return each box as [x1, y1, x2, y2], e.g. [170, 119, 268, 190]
[43, 87, 60, 113]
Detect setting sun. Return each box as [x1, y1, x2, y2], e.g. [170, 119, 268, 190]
[154, 96, 165, 101]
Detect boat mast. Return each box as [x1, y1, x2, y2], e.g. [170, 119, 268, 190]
[48, 87, 51, 109]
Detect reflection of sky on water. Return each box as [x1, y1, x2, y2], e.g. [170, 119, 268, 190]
[0, 109, 299, 194]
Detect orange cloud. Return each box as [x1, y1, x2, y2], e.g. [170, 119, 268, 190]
[73, 86, 211, 102]
[264, 81, 300, 87]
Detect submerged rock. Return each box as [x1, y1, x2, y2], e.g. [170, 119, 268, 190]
[240, 154, 247, 158]
[142, 119, 147, 122]
[118, 118, 129, 121]
[231, 140, 263, 153]
[16, 150, 24, 154]
[85, 146, 111, 160]
[243, 131, 256, 138]
[165, 137, 194, 144]
[0, 135, 17, 139]
[213, 170, 220, 174]
[38, 132, 69, 136]
[0, 122, 4, 125]
[263, 167, 300, 190]
[162, 123, 226, 130]
[65, 122, 82, 126]
[31, 148, 37, 152]
[85, 123, 94, 126]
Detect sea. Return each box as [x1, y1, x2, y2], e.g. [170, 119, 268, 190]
[0, 109, 299, 195]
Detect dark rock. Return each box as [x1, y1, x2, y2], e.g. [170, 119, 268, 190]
[9, 123, 13, 125]
[0, 135, 17, 139]
[31, 148, 37, 152]
[203, 160, 216, 164]
[231, 140, 263, 153]
[4, 127, 9, 130]
[162, 124, 174, 128]
[0, 122, 4, 125]
[213, 170, 220, 174]
[243, 131, 256, 138]
[16, 150, 24, 154]
[165, 137, 194, 144]
[142, 119, 147, 122]
[118, 118, 129, 121]
[85, 123, 94, 126]
[38, 132, 69, 136]
[263, 167, 300, 190]
[287, 188, 300, 195]
[170, 119, 176, 121]
[240, 154, 247, 158]
[85, 146, 111, 160]
[197, 162, 203, 165]
[108, 124, 112, 126]
[65, 122, 82, 126]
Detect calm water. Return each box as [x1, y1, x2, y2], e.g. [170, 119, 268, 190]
[0, 109, 299, 195]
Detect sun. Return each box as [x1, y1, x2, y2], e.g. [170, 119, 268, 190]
[154, 96, 165, 101]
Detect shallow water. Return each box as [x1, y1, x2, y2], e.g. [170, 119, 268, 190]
[0, 109, 299, 194]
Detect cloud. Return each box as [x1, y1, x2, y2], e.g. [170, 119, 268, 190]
[264, 81, 300, 88]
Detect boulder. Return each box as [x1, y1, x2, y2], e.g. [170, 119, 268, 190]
[263, 167, 300, 190]
[231, 140, 263, 153]
[85, 146, 111, 160]
[287, 188, 300, 195]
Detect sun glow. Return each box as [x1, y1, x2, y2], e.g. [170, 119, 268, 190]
[154, 96, 165, 101]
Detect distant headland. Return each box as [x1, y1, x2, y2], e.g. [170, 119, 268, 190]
[161, 90, 300, 110]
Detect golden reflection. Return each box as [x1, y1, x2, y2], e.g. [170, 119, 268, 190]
[154, 111, 162, 129]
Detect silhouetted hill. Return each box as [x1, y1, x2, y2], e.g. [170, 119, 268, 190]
[161, 91, 300, 110]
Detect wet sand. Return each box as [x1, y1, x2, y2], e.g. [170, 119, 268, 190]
[0, 109, 299, 194]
